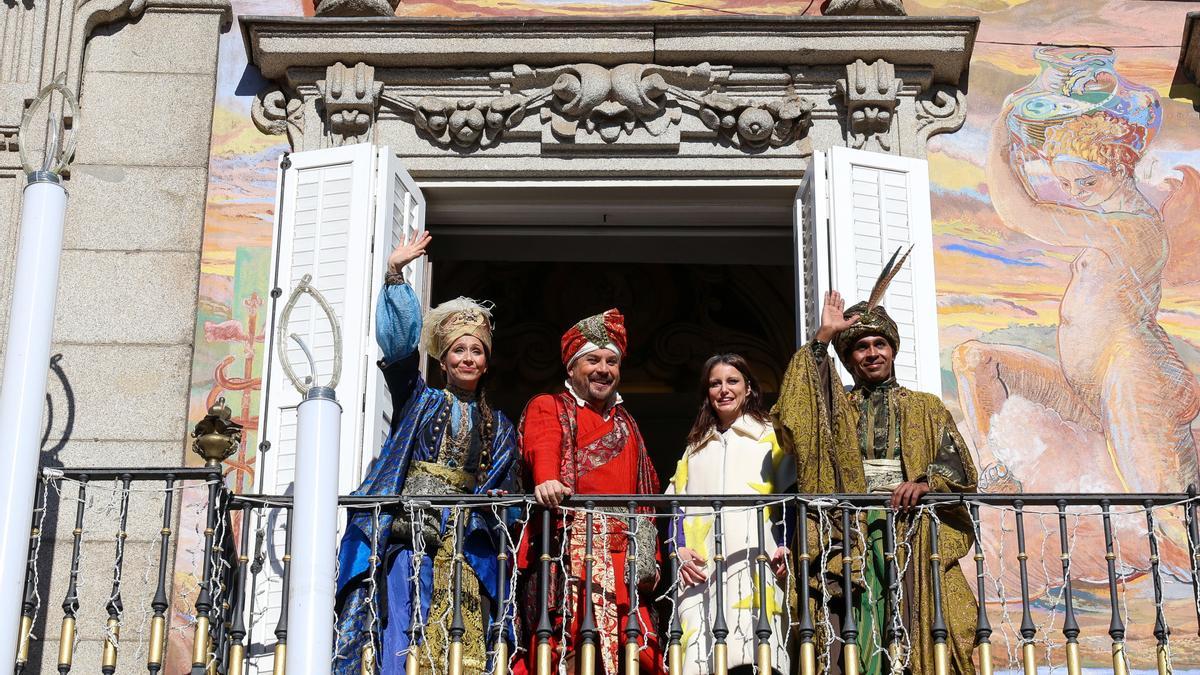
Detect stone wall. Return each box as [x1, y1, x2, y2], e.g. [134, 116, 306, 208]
[0, 1, 230, 670]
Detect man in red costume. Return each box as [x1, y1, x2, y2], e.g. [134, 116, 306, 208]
[517, 309, 664, 675]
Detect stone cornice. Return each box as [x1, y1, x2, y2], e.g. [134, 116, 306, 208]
[241, 15, 978, 85]
[240, 14, 977, 174]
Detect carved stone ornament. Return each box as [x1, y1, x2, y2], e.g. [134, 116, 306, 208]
[534, 62, 711, 144]
[822, 0, 906, 15]
[251, 87, 304, 148]
[374, 62, 815, 151]
[317, 62, 383, 145]
[314, 0, 400, 17]
[837, 58, 901, 152]
[697, 92, 815, 149]
[395, 93, 536, 148]
[915, 84, 967, 149]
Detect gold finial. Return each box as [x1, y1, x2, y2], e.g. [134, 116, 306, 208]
[191, 398, 243, 468]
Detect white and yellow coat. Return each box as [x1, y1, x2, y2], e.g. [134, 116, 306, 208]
[664, 414, 796, 675]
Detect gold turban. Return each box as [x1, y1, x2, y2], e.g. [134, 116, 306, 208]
[833, 301, 900, 365]
[420, 297, 494, 361]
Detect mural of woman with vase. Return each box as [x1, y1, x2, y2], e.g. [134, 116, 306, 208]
[954, 46, 1200, 577]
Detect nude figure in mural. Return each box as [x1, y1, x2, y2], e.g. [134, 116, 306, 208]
[953, 98, 1200, 575]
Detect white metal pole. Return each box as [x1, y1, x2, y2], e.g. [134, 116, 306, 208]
[0, 173, 68, 668]
[286, 386, 342, 675]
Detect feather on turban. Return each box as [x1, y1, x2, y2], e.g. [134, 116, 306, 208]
[561, 309, 627, 368]
[421, 297, 493, 362]
[831, 245, 911, 365]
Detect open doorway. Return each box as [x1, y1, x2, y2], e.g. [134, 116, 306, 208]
[420, 183, 798, 478]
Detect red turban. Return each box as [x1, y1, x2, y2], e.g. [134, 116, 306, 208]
[561, 309, 627, 368]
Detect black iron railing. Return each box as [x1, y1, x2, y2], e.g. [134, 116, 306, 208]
[12, 468, 1200, 675]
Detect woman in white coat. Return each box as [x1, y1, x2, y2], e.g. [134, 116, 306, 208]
[665, 354, 795, 675]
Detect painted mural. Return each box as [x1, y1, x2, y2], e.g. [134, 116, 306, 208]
[176, 0, 1200, 671]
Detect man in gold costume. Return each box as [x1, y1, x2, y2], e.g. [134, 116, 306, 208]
[772, 256, 979, 675]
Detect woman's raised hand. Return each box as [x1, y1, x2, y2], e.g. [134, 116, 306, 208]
[388, 231, 432, 274]
[815, 290, 859, 344]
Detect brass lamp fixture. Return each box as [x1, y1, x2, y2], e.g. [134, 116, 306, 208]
[191, 398, 243, 468]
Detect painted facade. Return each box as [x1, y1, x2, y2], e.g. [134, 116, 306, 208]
[177, 0, 1200, 671]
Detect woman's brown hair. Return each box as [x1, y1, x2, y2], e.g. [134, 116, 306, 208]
[685, 353, 769, 448]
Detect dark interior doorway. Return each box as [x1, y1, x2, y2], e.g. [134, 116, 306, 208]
[425, 260, 796, 481]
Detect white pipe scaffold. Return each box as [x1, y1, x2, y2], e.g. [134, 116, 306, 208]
[0, 75, 77, 670]
[279, 274, 344, 675]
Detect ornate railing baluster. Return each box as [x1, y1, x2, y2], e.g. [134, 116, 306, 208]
[1102, 499, 1129, 675]
[840, 507, 859, 675]
[535, 508, 553, 675]
[1013, 500, 1036, 675]
[14, 476, 46, 673]
[1055, 500, 1080, 675]
[754, 501, 773, 675]
[579, 503, 598, 675]
[883, 509, 900, 673]
[970, 504, 992, 675]
[1144, 501, 1171, 675]
[928, 510, 948, 675]
[212, 514, 234, 675]
[191, 478, 222, 674]
[1187, 486, 1200, 636]
[226, 502, 251, 675]
[926, 506, 945, 672]
[361, 505, 381, 675]
[493, 507, 511, 675]
[148, 475, 176, 673]
[407, 504, 425, 675]
[272, 508, 292, 675]
[712, 501, 729, 675]
[58, 476, 87, 674]
[796, 501, 815, 675]
[623, 500, 643, 675]
[666, 500, 682, 675]
[449, 503, 468, 675]
[101, 474, 133, 675]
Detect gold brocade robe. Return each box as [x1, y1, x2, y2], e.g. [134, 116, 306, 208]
[771, 341, 979, 675]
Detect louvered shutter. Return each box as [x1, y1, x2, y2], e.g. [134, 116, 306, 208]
[250, 144, 411, 672]
[257, 144, 377, 498]
[796, 146, 941, 396]
[360, 150, 427, 474]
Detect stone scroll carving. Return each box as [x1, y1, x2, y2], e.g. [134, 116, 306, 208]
[838, 58, 902, 153]
[249, 58, 971, 157]
[252, 88, 305, 149]
[253, 62, 384, 148]
[374, 62, 816, 152]
[696, 92, 815, 149]
[915, 84, 967, 150]
[534, 62, 710, 146]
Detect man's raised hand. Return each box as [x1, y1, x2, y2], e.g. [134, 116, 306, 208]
[815, 289, 860, 344]
[387, 231, 432, 274]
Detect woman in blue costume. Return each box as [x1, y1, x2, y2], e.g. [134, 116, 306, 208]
[334, 232, 520, 674]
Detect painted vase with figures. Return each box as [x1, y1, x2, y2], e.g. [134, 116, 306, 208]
[1005, 46, 1160, 155]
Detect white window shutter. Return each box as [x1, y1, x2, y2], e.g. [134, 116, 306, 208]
[796, 146, 941, 397]
[251, 144, 413, 671]
[256, 143, 378, 498]
[360, 149, 427, 475]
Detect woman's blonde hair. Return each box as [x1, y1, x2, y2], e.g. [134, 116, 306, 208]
[1042, 112, 1144, 175]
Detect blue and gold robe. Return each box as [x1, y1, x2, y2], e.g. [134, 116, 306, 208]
[334, 283, 519, 674]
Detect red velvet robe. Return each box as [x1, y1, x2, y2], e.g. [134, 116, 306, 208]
[515, 391, 665, 675]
